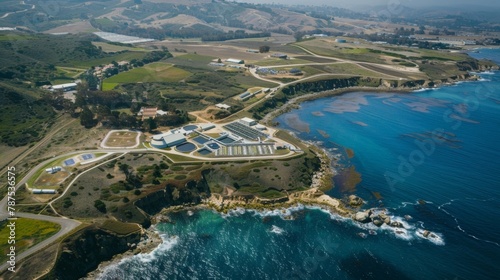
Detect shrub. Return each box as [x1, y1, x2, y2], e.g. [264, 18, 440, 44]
[94, 200, 107, 213]
[63, 197, 73, 208]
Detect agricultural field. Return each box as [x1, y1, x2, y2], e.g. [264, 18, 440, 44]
[92, 42, 149, 53]
[0, 218, 61, 263]
[103, 62, 191, 89]
[255, 57, 313, 67]
[158, 42, 270, 62]
[69, 51, 148, 68]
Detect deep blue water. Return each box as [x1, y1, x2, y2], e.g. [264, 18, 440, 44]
[99, 50, 500, 280]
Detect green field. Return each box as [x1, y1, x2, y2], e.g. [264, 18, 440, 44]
[255, 58, 312, 66]
[68, 51, 148, 68]
[0, 218, 61, 263]
[102, 82, 119, 91]
[175, 53, 215, 63]
[92, 42, 148, 53]
[103, 62, 191, 88]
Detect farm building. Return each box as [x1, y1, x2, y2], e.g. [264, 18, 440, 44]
[215, 103, 231, 110]
[50, 83, 77, 92]
[289, 68, 303, 75]
[32, 189, 57, 194]
[151, 133, 186, 148]
[335, 38, 347, 43]
[138, 107, 158, 120]
[209, 62, 225, 67]
[240, 117, 257, 126]
[45, 166, 62, 174]
[239, 92, 251, 100]
[271, 53, 288, 59]
[226, 58, 244, 64]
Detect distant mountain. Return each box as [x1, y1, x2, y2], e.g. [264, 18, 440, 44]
[0, 0, 360, 35]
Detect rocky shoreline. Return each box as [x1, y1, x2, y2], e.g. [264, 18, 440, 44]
[260, 73, 488, 126]
[83, 227, 163, 279]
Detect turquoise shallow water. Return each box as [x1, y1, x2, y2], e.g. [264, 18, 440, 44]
[99, 50, 500, 280]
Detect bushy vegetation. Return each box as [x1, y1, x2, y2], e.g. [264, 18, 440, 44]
[0, 84, 55, 146]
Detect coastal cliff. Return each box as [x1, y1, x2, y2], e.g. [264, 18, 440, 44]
[44, 225, 142, 280]
[135, 178, 210, 215]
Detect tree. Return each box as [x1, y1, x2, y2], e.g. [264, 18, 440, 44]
[119, 163, 130, 177]
[94, 200, 107, 213]
[80, 106, 95, 128]
[259, 45, 270, 53]
[143, 117, 157, 132]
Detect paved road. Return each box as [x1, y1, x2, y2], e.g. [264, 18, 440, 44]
[0, 213, 80, 272]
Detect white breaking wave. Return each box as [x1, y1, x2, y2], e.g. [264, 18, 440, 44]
[97, 234, 179, 279]
[270, 225, 285, 235]
[221, 203, 445, 245]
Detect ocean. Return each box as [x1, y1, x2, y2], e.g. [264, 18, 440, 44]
[98, 49, 500, 280]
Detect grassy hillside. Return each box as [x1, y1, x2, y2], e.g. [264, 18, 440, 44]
[103, 62, 191, 89]
[0, 31, 150, 84]
[0, 82, 56, 146]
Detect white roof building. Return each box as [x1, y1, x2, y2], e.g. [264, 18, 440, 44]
[226, 58, 244, 64]
[51, 83, 78, 92]
[200, 123, 216, 131]
[151, 132, 186, 148]
[240, 117, 257, 126]
[215, 103, 231, 110]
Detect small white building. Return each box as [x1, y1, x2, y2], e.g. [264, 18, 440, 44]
[226, 58, 244, 64]
[255, 124, 267, 130]
[215, 103, 231, 110]
[200, 123, 216, 131]
[50, 83, 78, 92]
[45, 166, 62, 174]
[32, 189, 57, 194]
[240, 117, 257, 126]
[157, 110, 170, 116]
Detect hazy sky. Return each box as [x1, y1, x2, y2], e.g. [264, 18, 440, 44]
[234, 0, 500, 9]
